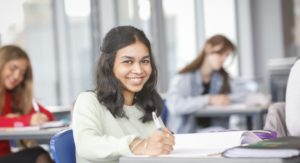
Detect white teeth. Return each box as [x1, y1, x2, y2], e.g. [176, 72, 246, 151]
[128, 77, 143, 85]
[128, 77, 142, 80]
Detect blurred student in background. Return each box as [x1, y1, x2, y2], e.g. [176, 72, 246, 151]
[0, 45, 53, 163]
[72, 26, 175, 163]
[166, 35, 238, 134]
[286, 58, 300, 136]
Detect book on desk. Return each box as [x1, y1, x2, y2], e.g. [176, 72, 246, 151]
[223, 136, 300, 158]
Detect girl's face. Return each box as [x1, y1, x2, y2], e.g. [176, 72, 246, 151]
[205, 45, 231, 71]
[1, 58, 28, 90]
[113, 41, 152, 99]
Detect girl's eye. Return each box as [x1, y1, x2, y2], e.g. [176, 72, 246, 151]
[9, 65, 17, 71]
[123, 60, 133, 64]
[141, 60, 150, 64]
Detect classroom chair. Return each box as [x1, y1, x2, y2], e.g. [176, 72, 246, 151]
[161, 100, 169, 124]
[50, 129, 76, 163]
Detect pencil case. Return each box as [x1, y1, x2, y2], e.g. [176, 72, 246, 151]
[252, 130, 277, 140]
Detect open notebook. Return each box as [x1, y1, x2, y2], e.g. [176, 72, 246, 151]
[161, 130, 262, 157]
[128, 130, 263, 157]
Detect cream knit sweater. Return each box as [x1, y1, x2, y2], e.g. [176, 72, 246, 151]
[72, 92, 157, 163]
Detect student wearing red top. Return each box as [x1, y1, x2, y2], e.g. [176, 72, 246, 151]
[0, 45, 53, 163]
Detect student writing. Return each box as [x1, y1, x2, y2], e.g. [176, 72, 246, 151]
[0, 45, 54, 163]
[72, 26, 175, 163]
[166, 35, 242, 133]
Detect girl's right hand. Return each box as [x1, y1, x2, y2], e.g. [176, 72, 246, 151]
[30, 112, 49, 126]
[130, 128, 175, 156]
[145, 128, 175, 155]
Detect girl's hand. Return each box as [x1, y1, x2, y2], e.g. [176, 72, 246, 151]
[30, 113, 49, 126]
[146, 128, 175, 155]
[130, 128, 175, 156]
[209, 94, 230, 106]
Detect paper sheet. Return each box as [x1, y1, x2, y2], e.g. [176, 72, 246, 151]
[131, 131, 261, 157]
[127, 130, 262, 157]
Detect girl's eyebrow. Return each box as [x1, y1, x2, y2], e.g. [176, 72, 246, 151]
[120, 55, 150, 60]
[120, 56, 134, 60]
[13, 64, 25, 70]
[142, 56, 150, 59]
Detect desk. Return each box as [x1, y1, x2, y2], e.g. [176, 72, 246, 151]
[0, 127, 68, 140]
[120, 156, 300, 163]
[197, 104, 268, 130]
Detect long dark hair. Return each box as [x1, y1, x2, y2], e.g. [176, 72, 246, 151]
[95, 26, 163, 122]
[179, 35, 235, 93]
[0, 45, 33, 114]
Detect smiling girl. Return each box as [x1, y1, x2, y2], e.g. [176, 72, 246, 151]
[0, 45, 53, 163]
[72, 26, 175, 163]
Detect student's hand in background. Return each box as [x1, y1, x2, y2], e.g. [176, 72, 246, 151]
[209, 94, 230, 106]
[30, 113, 49, 126]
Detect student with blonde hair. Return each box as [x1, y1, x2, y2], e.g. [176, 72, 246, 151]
[0, 45, 53, 163]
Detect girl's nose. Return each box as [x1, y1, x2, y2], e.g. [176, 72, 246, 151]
[132, 63, 143, 74]
[12, 70, 22, 80]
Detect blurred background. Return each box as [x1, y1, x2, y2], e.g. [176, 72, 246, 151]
[0, 0, 298, 106]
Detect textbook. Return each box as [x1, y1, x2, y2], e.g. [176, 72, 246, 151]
[223, 136, 300, 158]
[163, 130, 263, 157]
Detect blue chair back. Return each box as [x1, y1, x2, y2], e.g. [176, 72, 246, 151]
[50, 129, 76, 163]
[161, 100, 169, 124]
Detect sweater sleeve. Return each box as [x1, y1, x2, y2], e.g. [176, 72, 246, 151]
[72, 92, 136, 162]
[286, 60, 300, 136]
[0, 104, 54, 127]
[166, 75, 210, 115]
[0, 114, 32, 127]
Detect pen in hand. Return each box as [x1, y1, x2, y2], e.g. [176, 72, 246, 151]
[32, 98, 40, 113]
[151, 111, 175, 155]
[31, 99, 49, 126]
[152, 111, 166, 130]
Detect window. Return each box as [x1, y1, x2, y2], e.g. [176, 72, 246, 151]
[163, 0, 197, 78]
[116, 0, 152, 39]
[0, 0, 93, 106]
[0, 0, 57, 105]
[203, 0, 238, 77]
[64, 0, 93, 104]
